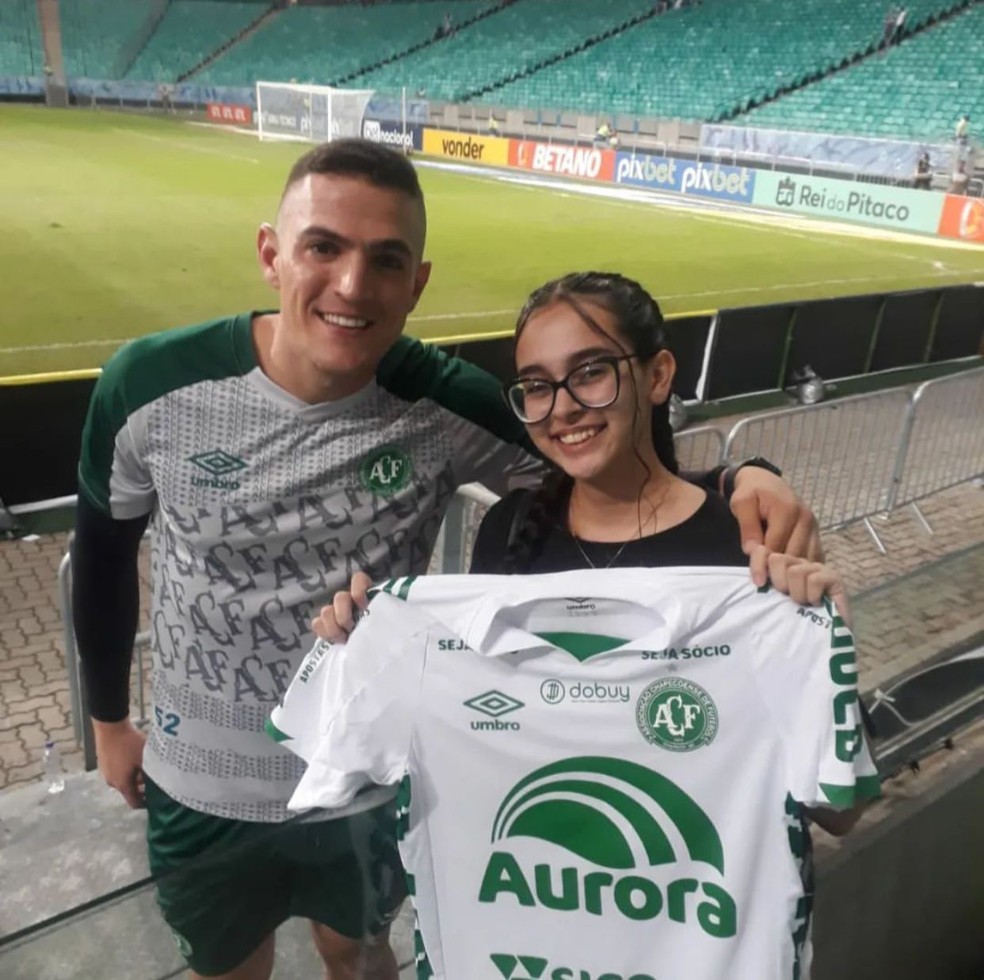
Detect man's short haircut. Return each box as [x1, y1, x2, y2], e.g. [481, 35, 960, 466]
[281, 139, 426, 233]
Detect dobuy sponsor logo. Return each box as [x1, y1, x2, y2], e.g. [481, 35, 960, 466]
[541, 679, 630, 704]
[479, 756, 735, 937]
[360, 446, 412, 496]
[465, 690, 524, 731]
[636, 678, 718, 752]
[362, 118, 419, 150]
[514, 141, 615, 181]
[490, 951, 655, 980]
[188, 449, 246, 490]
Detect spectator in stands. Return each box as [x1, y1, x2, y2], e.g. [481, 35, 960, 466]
[595, 120, 613, 145]
[892, 6, 908, 44]
[73, 139, 819, 980]
[158, 82, 175, 114]
[487, 112, 500, 136]
[881, 6, 897, 47]
[913, 151, 932, 190]
[949, 160, 970, 195]
[955, 113, 970, 143]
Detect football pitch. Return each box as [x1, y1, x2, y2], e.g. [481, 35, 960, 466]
[2, 103, 983, 379]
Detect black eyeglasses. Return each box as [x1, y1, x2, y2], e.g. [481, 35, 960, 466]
[504, 355, 636, 424]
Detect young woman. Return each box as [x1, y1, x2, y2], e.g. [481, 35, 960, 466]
[317, 270, 865, 834]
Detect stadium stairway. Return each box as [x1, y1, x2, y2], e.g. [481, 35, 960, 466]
[481, 0, 967, 125]
[190, 2, 492, 88]
[738, 0, 984, 140]
[178, 2, 279, 85]
[355, 0, 658, 104]
[126, 2, 271, 84]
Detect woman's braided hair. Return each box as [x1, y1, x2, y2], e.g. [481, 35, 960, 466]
[501, 272, 678, 573]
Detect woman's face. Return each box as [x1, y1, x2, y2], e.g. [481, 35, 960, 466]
[513, 297, 673, 484]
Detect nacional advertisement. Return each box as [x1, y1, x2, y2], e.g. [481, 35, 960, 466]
[937, 194, 984, 243]
[205, 102, 252, 126]
[362, 118, 422, 152]
[422, 128, 511, 166]
[615, 152, 756, 203]
[752, 171, 945, 234]
[510, 140, 616, 182]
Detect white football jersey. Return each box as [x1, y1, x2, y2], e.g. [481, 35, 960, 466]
[270, 568, 880, 980]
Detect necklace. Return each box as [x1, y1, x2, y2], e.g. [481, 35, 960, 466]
[571, 534, 633, 570]
[567, 480, 673, 570]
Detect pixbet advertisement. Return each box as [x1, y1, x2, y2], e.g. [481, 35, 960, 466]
[615, 153, 756, 203]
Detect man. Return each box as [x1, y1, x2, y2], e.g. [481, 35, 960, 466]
[955, 113, 970, 143]
[74, 140, 820, 980]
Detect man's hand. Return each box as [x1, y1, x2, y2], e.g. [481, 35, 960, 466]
[729, 467, 823, 584]
[93, 718, 147, 809]
[311, 572, 372, 644]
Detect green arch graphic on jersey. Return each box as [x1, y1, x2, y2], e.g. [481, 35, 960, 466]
[491, 756, 724, 874]
[497, 779, 676, 869]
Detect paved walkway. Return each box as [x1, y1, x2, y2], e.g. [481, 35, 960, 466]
[1, 481, 982, 791]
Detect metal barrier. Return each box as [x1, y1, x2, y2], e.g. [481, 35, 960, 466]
[52, 368, 984, 758]
[887, 365, 984, 531]
[674, 425, 726, 473]
[724, 389, 914, 551]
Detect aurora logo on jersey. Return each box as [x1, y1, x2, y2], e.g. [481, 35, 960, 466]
[478, 756, 736, 938]
[636, 678, 718, 752]
[188, 449, 247, 489]
[490, 951, 655, 980]
[360, 446, 413, 496]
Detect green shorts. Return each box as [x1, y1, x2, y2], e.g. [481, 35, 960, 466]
[145, 777, 406, 977]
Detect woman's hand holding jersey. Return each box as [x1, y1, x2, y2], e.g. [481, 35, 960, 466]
[310, 555, 849, 644]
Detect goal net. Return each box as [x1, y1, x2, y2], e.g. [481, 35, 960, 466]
[255, 81, 375, 143]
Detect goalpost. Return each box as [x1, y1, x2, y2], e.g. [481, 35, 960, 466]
[255, 81, 376, 143]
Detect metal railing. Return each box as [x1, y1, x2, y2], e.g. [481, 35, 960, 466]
[724, 389, 913, 550]
[887, 366, 984, 531]
[52, 366, 983, 760]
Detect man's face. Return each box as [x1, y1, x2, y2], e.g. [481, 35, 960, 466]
[257, 173, 430, 401]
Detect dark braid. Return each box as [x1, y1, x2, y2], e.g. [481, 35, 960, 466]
[501, 272, 678, 573]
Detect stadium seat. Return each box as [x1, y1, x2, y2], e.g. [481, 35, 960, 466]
[59, 0, 155, 79]
[0, 0, 43, 76]
[193, 2, 490, 87]
[742, 2, 984, 139]
[126, 2, 264, 82]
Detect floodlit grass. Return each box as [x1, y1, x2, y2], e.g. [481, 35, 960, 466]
[2, 104, 982, 377]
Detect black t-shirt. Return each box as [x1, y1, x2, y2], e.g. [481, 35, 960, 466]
[470, 487, 746, 573]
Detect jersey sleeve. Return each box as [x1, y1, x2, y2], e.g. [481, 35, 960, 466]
[376, 334, 543, 495]
[267, 594, 429, 812]
[753, 596, 880, 811]
[78, 343, 157, 518]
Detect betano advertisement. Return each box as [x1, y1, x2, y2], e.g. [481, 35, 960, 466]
[419, 130, 961, 241]
[422, 128, 510, 166]
[615, 152, 756, 203]
[937, 194, 984, 243]
[752, 171, 944, 234]
[510, 140, 615, 181]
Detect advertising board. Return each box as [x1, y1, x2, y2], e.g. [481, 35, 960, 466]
[510, 140, 615, 181]
[937, 194, 984, 243]
[206, 102, 252, 126]
[422, 128, 510, 166]
[362, 118, 422, 152]
[752, 171, 944, 234]
[615, 153, 755, 202]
